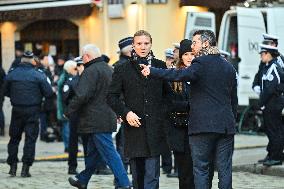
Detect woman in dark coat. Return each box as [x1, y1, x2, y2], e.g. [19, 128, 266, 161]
[167, 39, 195, 189]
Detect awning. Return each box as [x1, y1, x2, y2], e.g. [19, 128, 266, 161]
[0, 0, 93, 22]
[180, 0, 245, 9]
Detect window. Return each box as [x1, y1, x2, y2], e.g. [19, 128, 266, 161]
[108, 0, 124, 4]
[146, 0, 167, 4]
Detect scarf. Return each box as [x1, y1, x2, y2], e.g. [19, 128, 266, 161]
[196, 46, 220, 57]
[131, 49, 155, 66]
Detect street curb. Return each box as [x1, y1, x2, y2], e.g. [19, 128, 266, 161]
[233, 163, 284, 177]
[234, 144, 266, 150]
[0, 153, 84, 164]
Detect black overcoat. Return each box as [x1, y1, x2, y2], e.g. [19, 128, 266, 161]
[107, 58, 170, 158]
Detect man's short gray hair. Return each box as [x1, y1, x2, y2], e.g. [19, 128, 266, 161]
[82, 44, 101, 59]
[193, 30, 217, 46]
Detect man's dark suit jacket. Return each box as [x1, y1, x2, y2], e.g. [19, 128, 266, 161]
[150, 54, 238, 135]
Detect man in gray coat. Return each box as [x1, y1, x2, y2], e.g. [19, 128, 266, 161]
[66, 44, 131, 189]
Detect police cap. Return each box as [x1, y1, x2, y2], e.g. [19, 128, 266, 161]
[74, 56, 83, 65]
[262, 33, 279, 46]
[23, 51, 34, 58]
[259, 44, 278, 54]
[164, 48, 174, 59]
[263, 33, 279, 41]
[118, 37, 133, 50]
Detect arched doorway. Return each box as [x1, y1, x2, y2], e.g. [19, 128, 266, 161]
[19, 19, 79, 58]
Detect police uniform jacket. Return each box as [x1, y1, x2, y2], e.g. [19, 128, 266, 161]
[259, 58, 284, 109]
[107, 58, 170, 158]
[4, 62, 53, 108]
[66, 57, 117, 134]
[150, 55, 238, 135]
[112, 54, 130, 68]
[62, 74, 79, 106]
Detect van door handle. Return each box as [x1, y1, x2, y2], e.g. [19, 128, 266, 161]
[241, 75, 250, 79]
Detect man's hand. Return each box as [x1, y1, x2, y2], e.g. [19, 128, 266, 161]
[140, 64, 150, 77]
[126, 111, 141, 127]
[117, 117, 123, 124]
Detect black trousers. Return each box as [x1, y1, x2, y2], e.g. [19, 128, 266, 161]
[130, 156, 160, 189]
[263, 103, 284, 161]
[7, 106, 40, 166]
[174, 151, 195, 189]
[68, 114, 89, 168]
[115, 123, 129, 171]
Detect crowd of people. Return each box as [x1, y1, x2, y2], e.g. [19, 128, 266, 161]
[0, 28, 283, 189]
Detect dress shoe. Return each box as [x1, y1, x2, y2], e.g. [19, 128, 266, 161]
[263, 159, 282, 166]
[95, 167, 112, 175]
[167, 172, 178, 178]
[68, 176, 87, 189]
[8, 163, 17, 177]
[258, 155, 269, 163]
[21, 164, 31, 177]
[68, 166, 78, 175]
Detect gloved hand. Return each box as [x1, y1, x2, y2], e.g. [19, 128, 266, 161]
[253, 85, 261, 95]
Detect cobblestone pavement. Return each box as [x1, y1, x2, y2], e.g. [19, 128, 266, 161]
[1, 160, 284, 189]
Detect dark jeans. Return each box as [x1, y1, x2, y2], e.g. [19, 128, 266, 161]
[189, 133, 234, 189]
[76, 133, 130, 187]
[130, 156, 160, 189]
[7, 107, 40, 166]
[174, 152, 194, 189]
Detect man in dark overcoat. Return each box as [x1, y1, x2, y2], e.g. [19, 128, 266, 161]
[107, 30, 170, 189]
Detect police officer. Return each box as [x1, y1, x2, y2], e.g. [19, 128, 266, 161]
[112, 36, 133, 68]
[253, 34, 284, 163]
[253, 34, 284, 95]
[4, 51, 53, 177]
[258, 44, 284, 166]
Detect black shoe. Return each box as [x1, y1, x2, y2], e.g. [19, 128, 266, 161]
[64, 148, 69, 153]
[263, 159, 282, 166]
[167, 172, 178, 178]
[21, 164, 31, 177]
[68, 167, 78, 175]
[68, 176, 87, 189]
[8, 163, 17, 177]
[258, 155, 269, 163]
[95, 167, 112, 175]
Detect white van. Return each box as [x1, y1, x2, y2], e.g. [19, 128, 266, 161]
[218, 6, 284, 107]
[184, 12, 216, 40]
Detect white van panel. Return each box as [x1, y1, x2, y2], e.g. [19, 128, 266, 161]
[237, 7, 266, 106]
[267, 8, 284, 53]
[184, 12, 216, 39]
